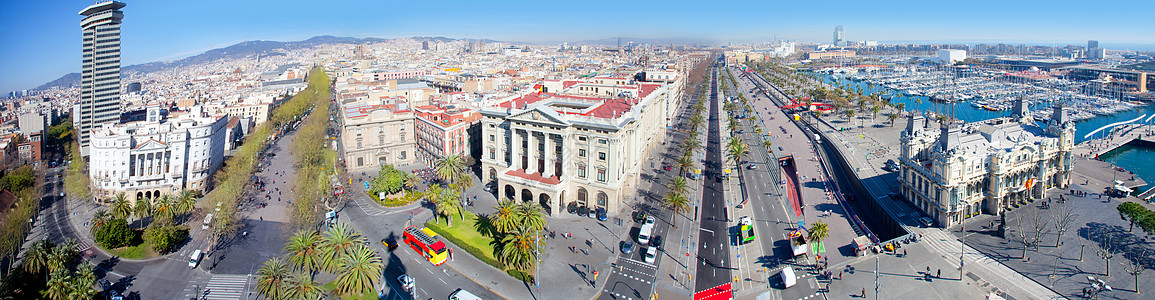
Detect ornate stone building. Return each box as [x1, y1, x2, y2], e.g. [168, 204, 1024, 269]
[898, 99, 1075, 227]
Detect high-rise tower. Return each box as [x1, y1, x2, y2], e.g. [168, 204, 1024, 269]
[78, 1, 126, 156]
[833, 25, 844, 46]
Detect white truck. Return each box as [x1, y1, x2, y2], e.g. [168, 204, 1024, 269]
[790, 234, 808, 257]
[781, 266, 797, 288]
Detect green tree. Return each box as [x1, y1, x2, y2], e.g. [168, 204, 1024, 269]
[21, 240, 53, 275]
[675, 155, 694, 173]
[133, 198, 152, 224]
[319, 223, 367, 273]
[175, 189, 198, 221]
[516, 201, 546, 233]
[256, 257, 291, 300]
[498, 228, 541, 273]
[492, 199, 520, 234]
[844, 109, 856, 121]
[667, 177, 689, 197]
[808, 221, 830, 247]
[726, 137, 748, 166]
[871, 105, 882, 121]
[402, 173, 420, 192]
[44, 270, 72, 300]
[284, 272, 323, 300]
[332, 246, 383, 297]
[111, 194, 132, 221]
[152, 195, 176, 223]
[93, 219, 133, 249]
[144, 223, 189, 254]
[284, 230, 322, 274]
[68, 263, 97, 299]
[1118, 202, 1148, 232]
[91, 209, 112, 229]
[428, 184, 461, 227]
[662, 192, 691, 216]
[887, 113, 900, 127]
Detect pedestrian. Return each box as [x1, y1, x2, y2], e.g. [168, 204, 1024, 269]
[838, 271, 842, 280]
[903, 249, 907, 257]
[861, 288, 866, 298]
[937, 269, 941, 278]
[926, 266, 930, 274]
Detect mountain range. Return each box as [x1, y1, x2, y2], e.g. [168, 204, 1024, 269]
[35, 35, 490, 91]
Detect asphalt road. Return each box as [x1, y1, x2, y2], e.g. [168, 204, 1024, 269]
[694, 65, 732, 293]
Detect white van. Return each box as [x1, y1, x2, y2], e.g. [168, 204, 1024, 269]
[638, 223, 654, 245]
[188, 249, 203, 268]
[449, 288, 482, 300]
[780, 266, 796, 288]
[202, 213, 213, 230]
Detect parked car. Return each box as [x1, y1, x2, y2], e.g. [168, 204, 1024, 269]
[596, 207, 607, 221]
[644, 216, 656, 226]
[919, 217, 935, 228]
[633, 211, 647, 223]
[650, 235, 663, 250]
[621, 241, 635, 254]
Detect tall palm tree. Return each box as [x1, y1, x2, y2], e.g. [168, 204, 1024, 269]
[682, 137, 702, 155]
[434, 154, 466, 185]
[430, 185, 462, 227]
[726, 137, 748, 166]
[256, 257, 291, 300]
[515, 202, 546, 233]
[492, 199, 519, 234]
[284, 272, 323, 300]
[152, 195, 175, 222]
[662, 192, 691, 216]
[91, 209, 112, 228]
[675, 155, 694, 174]
[175, 189, 197, 220]
[808, 221, 830, 248]
[21, 240, 52, 274]
[333, 246, 383, 297]
[111, 193, 131, 220]
[69, 263, 97, 299]
[319, 223, 367, 273]
[667, 177, 689, 197]
[133, 198, 152, 225]
[871, 105, 882, 121]
[498, 228, 541, 273]
[44, 270, 72, 300]
[284, 230, 322, 274]
[402, 173, 420, 191]
[887, 113, 900, 127]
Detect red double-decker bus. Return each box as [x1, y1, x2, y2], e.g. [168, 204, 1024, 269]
[403, 226, 448, 266]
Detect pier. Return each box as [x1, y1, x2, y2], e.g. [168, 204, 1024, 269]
[1079, 123, 1155, 158]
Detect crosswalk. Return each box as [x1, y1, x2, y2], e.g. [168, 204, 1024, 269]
[920, 229, 968, 269]
[185, 274, 251, 300]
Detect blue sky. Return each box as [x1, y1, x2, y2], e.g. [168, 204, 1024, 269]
[1, 0, 1152, 93]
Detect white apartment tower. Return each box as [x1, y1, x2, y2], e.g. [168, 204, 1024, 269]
[78, 1, 126, 156]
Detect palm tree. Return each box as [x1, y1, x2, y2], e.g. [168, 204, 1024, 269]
[763, 140, 773, 152]
[667, 176, 689, 196]
[726, 137, 748, 166]
[69, 263, 97, 299]
[661, 192, 691, 216]
[808, 221, 830, 248]
[895, 102, 906, 113]
[152, 195, 175, 223]
[45, 270, 72, 300]
[515, 201, 546, 233]
[111, 193, 131, 220]
[675, 155, 694, 173]
[682, 137, 702, 155]
[133, 198, 152, 224]
[844, 109, 856, 121]
[256, 257, 291, 300]
[91, 209, 112, 229]
[434, 154, 466, 185]
[402, 173, 420, 191]
[21, 240, 52, 274]
[430, 184, 462, 227]
[871, 105, 882, 121]
[175, 189, 197, 220]
[492, 199, 519, 234]
[887, 113, 900, 127]
[284, 230, 322, 274]
[319, 223, 367, 273]
[284, 272, 323, 300]
[332, 246, 383, 297]
[498, 228, 541, 273]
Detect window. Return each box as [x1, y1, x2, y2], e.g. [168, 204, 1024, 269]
[489, 135, 495, 142]
[597, 168, 606, 182]
[356, 139, 363, 149]
[578, 165, 587, 178]
[378, 135, 385, 145]
[489, 148, 496, 160]
[356, 129, 362, 136]
[579, 149, 587, 157]
[598, 152, 606, 161]
[400, 151, 406, 159]
[598, 139, 607, 144]
[400, 133, 406, 141]
[578, 136, 587, 141]
[357, 157, 364, 166]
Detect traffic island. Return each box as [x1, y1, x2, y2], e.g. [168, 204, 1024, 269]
[425, 211, 534, 282]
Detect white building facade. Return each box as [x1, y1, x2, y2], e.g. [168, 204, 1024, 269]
[88, 106, 229, 204]
[479, 74, 683, 216]
[898, 101, 1075, 227]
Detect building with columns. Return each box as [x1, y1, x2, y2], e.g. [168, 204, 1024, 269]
[898, 99, 1075, 227]
[479, 74, 683, 215]
[414, 104, 481, 167]
[88, 106, 229, 204]
[340, 96, 418, 171]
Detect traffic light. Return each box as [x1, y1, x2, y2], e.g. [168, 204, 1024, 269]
[593, 270, 598, 280]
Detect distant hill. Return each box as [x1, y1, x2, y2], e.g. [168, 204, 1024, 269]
[574, 37, 721, 47]
[35, 35, 473, 90]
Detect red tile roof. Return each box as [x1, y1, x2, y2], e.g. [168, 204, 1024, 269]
[505, 169, 561, 185]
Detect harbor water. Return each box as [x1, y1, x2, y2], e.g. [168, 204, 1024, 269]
[819, 74, 1155, 189]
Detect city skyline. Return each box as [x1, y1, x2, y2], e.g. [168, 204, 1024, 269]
[1, 0, 1154, 93]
